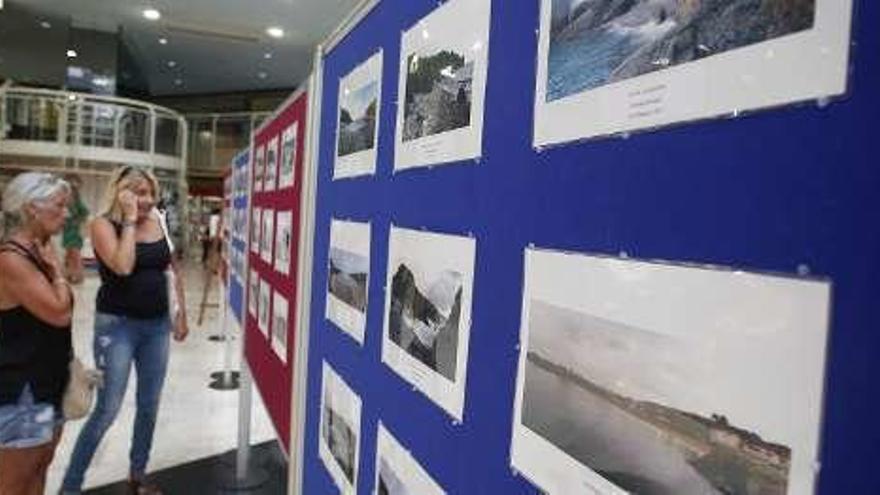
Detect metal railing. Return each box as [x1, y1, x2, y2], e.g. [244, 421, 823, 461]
[0, 86, 188, 171]
[185, 111, 269, 174]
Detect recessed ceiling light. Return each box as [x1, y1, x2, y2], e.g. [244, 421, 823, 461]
[257, 71, 268, 79]
[264, 52, 272, 59]
[167, 60, 176, 68]
[66, 49, 78, 58]
[158, 37, 168, 45]
[266, 27, 284, 38]
[39, 21, 52, 29]
[174, 78, 183, 86]
[143, 8, 161, 21]
[67, 94, 77, 101]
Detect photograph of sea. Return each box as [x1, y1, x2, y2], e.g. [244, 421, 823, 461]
[512, 249, 831, 495]
[546, 0, 816, 102]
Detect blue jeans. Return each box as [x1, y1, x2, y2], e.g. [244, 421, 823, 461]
[61, 312, 170, 492]
[0, 385, 56, 449]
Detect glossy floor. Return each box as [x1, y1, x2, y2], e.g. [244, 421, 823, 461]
[46, 264, 278, 493]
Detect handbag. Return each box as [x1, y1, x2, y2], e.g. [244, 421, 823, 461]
[62, 357, 102, 420]
[155, 208, 186, 337]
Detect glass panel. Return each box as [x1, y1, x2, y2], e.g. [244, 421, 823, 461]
[155, 116, 181, 156]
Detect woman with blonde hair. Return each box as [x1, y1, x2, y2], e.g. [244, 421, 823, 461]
[62, 165, 188, 495]
[0, 172, 73, 494]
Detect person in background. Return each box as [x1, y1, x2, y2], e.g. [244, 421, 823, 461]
[61, 166, 188, 495]
[62, 174, 89, 284]
[0, 172, 74, 494]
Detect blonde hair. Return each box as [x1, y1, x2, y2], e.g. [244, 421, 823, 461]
[1, 172, 70, 238]
[100, 166, 160, 223]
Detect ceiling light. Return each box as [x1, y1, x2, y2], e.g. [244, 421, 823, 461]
[158, 37, 168, 45]
[66, 49, 77, 58]
[257, 71, 268, 79]
[264, 52, 272, 59]
[143, 8, 161, 21]
[67, 94, 77, 101]
[39, 21, 52, 29]
[174, 79, 183, 86]
[167, 60, 176, 68]
[266, 27, 284, 38]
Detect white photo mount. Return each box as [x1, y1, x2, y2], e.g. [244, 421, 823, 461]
[257, 278, 271, 338]
[272, 292, 289, 363]
[510, 248, 832, 495]
[275, 210, 293, 275]
[279, 124, 298, 189]
[375, 422, 445, 495]
[394, 0, 491, 171]
[534, 0, 854, 146]
[326, 219, 371, 345]
[319, 362, 362, 495]
[335, 50, 383, 179]
[264, 136, 279, 191]
[381, 225, 476, 421]
[261, 209, 275, 264]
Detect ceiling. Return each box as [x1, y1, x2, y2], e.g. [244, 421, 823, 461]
[11, 0, 361, 95]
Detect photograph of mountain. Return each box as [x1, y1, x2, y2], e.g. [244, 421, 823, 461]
[402, 48, 474, 142]
[338, 80, 378, 156]
[382, 226, 476, 420]
[329, 247, 368, 313]
[511, 249, 831, 495]
[279, 124, 297, 189]
[546, 0, 816, 102]
[388, 262, 462, 381]
[264, 137, 278, 191]
[394, 0, 490, 170]
[319, 362, 361, 495]
[375, 423, 445, 495]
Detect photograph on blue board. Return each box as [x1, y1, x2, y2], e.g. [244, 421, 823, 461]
[394, 0, 491, 170]
[382, 226, 476, 420]
[326, 219, 371, 345]
[319, 362, 362, 495]
[335, 51, 383, 179]
[511, 249, 831, 495]
[375, 422, 445, 495]
[545, 0, 816, 103]
[534, 0, 853, 145]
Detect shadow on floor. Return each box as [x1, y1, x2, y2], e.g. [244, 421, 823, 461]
[84, 441, 287, 494]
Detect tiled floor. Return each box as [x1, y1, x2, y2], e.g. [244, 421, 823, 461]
[45, 264, 279, 493]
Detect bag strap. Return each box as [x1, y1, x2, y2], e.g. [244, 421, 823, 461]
[0, 240, 53, 282]
[154, 208, 175, 255]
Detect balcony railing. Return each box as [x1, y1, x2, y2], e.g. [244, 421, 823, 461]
[0, 86, 188, 171]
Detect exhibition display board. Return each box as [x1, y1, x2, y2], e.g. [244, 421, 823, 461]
[298, 0, 875, 494]
[228, 148, 251, 325]
[245, 88, 309, 452]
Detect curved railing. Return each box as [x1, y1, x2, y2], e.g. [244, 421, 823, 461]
[0, 86, 188, 171]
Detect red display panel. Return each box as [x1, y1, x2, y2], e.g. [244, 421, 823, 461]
[245, 89, 308, 452]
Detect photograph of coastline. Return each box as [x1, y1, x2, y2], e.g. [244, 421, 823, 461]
[511, 248, 831, 495]
[254, 146, 265, 192]
[375, 423, 445, 495]
[274, 211, 293, 275]
[250, 207, 261, 254]
[319, 362, 362, 495]
[264, 137, 278, 191]
[336, 51, 382, 181]
[272, 292, 288, 362]
[279, 124, 297, 189]
[382, 226, 476, 420]
[257, 279, 271, 338]
[534, 0, 853, 144]
[394, 0, 491, 170]
[326, 220, 371, 344]
[261, 209, 274, 264]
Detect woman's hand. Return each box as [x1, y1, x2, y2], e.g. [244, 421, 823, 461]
[118, 190, 138, 222]
[173, 313, 189, 342]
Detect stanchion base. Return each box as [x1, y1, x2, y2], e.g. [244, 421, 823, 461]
[215, 450, 272, 491]
[209, 371, 240, 390]
[208, 334, 230, 342]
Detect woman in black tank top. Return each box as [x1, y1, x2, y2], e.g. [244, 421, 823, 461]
[0, 172, 74, 495]
[61, 166, 188, 495]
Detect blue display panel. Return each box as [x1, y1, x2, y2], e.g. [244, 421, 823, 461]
[228, 147, 251, 325]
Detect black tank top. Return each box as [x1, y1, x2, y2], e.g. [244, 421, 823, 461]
[0, 240, 73, 409]
[95, 218, 171, 319]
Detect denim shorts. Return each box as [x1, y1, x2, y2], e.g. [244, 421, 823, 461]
[0, 385, 57, 449]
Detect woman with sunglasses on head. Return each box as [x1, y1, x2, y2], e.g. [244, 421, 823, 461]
[61, 166, 188, 495]
[0, 173, 73, 495]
